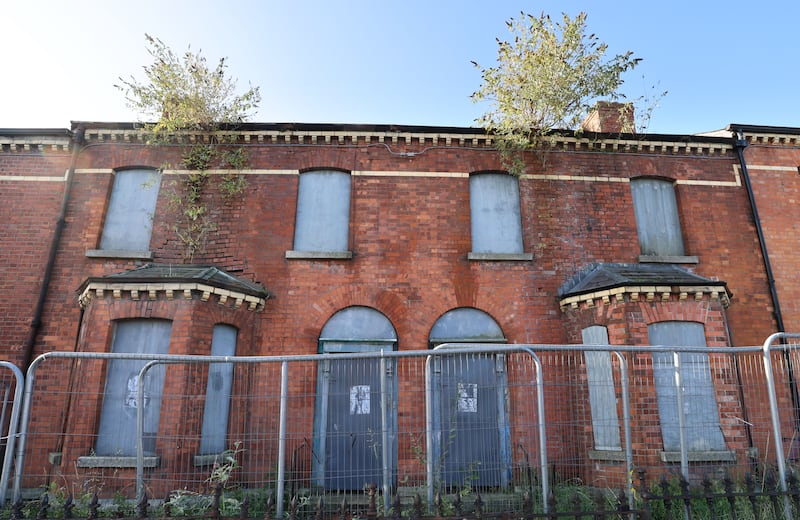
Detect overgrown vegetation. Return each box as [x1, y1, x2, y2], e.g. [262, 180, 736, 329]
[116, 34, 260, 260]
[7, 469, 800, 519]
[116, 34, 261, 140]
[472, 11, 665, 175]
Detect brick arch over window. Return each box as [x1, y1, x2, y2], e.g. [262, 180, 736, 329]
[428, 306, 506, 346]
[297, 285, 408, 347]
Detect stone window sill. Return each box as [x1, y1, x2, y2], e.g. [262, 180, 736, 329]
[659, 450, 736, 463]
[285, 250, 353, 260]
[639, 255, 699, 264]
[588, 449, 625, 462]
[76, 455, 160, 468]
[86, 249, 154, 260]
[468, 252, 533, 261]
[193, 453, 228, 467]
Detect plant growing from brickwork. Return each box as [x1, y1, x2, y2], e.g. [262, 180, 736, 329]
[117, 34, 259, 260]
[472, 11, 664, 174]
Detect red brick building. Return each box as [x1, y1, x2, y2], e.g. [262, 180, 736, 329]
[0, 117, 796, 494]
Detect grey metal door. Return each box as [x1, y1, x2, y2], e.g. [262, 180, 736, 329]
[438, 353, 504, 488]
[323, 358, 385, 490]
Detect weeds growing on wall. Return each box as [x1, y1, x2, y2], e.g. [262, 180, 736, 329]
[116, 34, 260, 260]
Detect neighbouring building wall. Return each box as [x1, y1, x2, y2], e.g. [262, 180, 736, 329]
[0, 131, 72, 367]
[736, 126, 800, 334]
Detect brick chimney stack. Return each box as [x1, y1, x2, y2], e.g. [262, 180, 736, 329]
[580, 101, 635, 133]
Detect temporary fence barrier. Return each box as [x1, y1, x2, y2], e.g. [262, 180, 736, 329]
[9, 337, 800, 520]
[0, 362, 23, 505]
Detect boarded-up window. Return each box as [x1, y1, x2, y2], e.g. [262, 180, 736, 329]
[293, 170, 351, 252]
[469, 172, 524, 254]
[96, 319, 171, 456]
[630, 178, 685, 257]
[198, 324, 237, 455]
[100, 169, 161, 252]
[649, 321, 726, 452]
[582, 326, 621, 451]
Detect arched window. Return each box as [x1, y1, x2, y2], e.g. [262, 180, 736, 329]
[319, 306, 397, 351]
[429, 307, 505, 345]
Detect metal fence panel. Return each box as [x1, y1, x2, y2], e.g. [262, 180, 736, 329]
[11, 341, 800, 519]
[0, 361, 23, 505]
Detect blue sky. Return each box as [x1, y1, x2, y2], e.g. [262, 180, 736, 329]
[3, 0, 798, 134]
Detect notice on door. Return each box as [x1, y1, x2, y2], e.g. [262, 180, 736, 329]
[457, 382, 477, 413]
[350, 385, 371, 414]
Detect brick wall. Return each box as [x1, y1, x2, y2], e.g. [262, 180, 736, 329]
[0, 124, 786, 492]
[0, 145, 71, 366]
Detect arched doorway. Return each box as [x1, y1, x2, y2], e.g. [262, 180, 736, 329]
[312, 306, 398, 490]
[429, 308, 510, 489]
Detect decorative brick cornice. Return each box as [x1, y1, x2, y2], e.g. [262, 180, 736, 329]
[559, 284, 731, 312]
[744, 133, 800, 147]
[76, 125, 734, 157]
[78, 281, 266, 311]
[0, 135, 71, 153]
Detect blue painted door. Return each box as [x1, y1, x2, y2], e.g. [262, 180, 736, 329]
[323, 358, 386, 490]
[437, 353, 506, 489]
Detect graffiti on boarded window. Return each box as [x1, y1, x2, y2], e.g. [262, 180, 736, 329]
[350, 385, 370, 414]
[457, 382, 477, 413]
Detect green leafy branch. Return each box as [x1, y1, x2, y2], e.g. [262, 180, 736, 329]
[117, 34, 259, 259]
[472, 11, 662, 174]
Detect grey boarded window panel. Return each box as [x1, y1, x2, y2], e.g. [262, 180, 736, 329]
[199, 324, 237, 455]
[581, 326, 622, 450]
[469, 173, 524, 254]
[293, 170, 351, 252]
[649, 321, 726, 452]
[100, 169, 161, 252]
[95, 319, 171, 456]
[320, 306, 397, 342]
[429, 307, 505, 343]
[630, 178, 685, 257]
[315, 307, 398, 490]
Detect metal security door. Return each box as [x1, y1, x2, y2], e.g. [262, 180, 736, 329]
[323, 358, 384, 490]
[438, 354, 505, 488]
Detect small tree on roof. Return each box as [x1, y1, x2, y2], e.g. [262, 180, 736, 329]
[116, 34, 261, 139]
[472, 11, 657, 174]
[116, 34, 262, 260]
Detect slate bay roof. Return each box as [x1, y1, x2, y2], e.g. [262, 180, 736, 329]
[77, 264, 269, 310]
[558, 263, 731, 310]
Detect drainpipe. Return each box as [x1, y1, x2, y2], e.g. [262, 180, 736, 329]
[21, 125, 85, 372]
[733, 130, 800, 436]
[733, 130, 785, 332]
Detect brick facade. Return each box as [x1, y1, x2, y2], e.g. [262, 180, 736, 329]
[0, 122, 794, 492]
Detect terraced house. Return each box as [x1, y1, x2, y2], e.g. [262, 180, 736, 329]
[1, 111, 799, 502]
